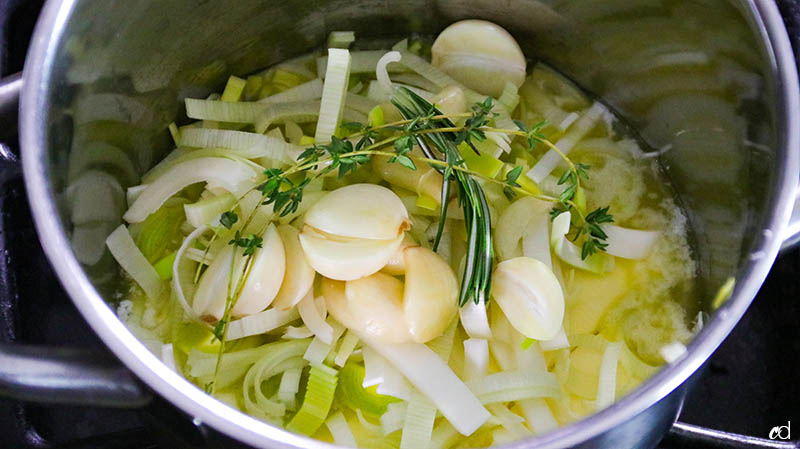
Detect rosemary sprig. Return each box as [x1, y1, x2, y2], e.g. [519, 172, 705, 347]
[392, 87, 493, 306]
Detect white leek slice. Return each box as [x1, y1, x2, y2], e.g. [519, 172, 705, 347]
[283, 325, 314, 339]
[315, 48, 352, 144]
[550, 212, 611, 273]
[317, 50, 410, 78]
[298, 292, 334, 344]
[258, 78, 323, 104]
[489, 340, 516, 372]
[126, 184, 148, 205]
[527, 102, 607, 183]
[463, 338, 489, 381]
[375, 358, 412, 401]
[106, 225, 162, 299]
[377, 51, 402, 92]
[602, 225, 659, 259]
[558, 112, 580, 131]
[362, 346, 386, 388]
[381, 402, 407, 435]
[183, 192, 236, 228]
[359, 334, 490, 436]
[326, 411, 357, 447]
[596, 341, 623, 409]
[522, 211, 552, 269]
[334, 331, 359, 367]
[486, 403, 531, 439]
[459, 300, 492, 339]
[226, 307, 300, 340]
[123, 157, 256, 223]
[519, 399, 558, 434]
[328, 31, 356, 49]
[278, 367, 303, 408]
[400, 390, 437, 449]
[171, 226, 208, 319]
[398, 51, 461, 91]
[428, 420, 460, 449]
[185, 98, 268, 123]
[179, 127, 303, 163]
[304, 336, 333, 366]
[304, 319, 345, 366]
[391, 73, 439, 92]
[466, 370, 560, 404]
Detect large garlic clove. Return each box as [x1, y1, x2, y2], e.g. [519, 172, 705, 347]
[382, 234, 419, 275]
[232, 223, 286, 317]
[431, 20, 526, 98]
[192, 245, 240, 320]
[433, 85, 467, 117]
[402, 247, 458, 343]
[299, 226, 405, 280]
[304, 183, 410, 240]
[345, 272, 414, 342]
[492, 257, 564, 340]
[272, 224, 316, 310]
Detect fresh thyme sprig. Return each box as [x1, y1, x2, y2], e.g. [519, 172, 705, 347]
[514, 120, 614, 259]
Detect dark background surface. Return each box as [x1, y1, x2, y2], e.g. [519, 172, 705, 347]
[0, 0, 798, 448]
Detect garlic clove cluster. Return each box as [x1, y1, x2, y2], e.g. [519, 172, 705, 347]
[299, 183, 410, 281]
[431, 20, 527, 98]
[323, 246, 458, 344]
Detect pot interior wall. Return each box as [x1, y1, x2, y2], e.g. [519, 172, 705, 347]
[45, 0, 778, 328]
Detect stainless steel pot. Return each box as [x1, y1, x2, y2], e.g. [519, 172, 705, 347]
[1, 0, 799, 448]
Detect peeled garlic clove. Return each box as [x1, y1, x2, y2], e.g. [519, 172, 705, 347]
[382, 234, 419, 275]
[192, 245, 239, 320]
[345, 272, 414, 342]
[433, 85, 467, 117]
[272, 224, 316, 310]
[299, 226, 405, 281]
[431, 20, 526, 98]
[232, 223, 286, 317]
[492, 257, 564, 340]
[403, 247, 458, 342]
[321, 277, 354, 327]
[304, 183, 410, 240]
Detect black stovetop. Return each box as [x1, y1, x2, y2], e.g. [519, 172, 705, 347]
[0, 1, 798, 448]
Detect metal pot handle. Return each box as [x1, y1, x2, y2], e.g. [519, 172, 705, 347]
[0, 73, 150, 408]
[664, 422, 799, 449]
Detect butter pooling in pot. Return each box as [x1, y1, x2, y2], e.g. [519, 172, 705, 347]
[101, 19, 698, 448]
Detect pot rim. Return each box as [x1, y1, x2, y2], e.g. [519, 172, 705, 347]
[19, 1, 800, 448]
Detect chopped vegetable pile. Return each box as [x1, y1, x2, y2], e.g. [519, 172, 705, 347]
[99, 20, 698, 448]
